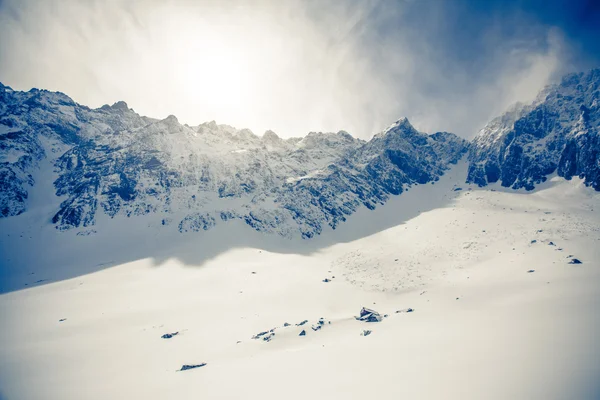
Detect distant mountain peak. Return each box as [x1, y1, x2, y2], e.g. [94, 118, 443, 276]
[262, 130, 280, 141]
[392, 116, 412, 128]
[380, 117, 418, 136]
[164, 114, 178, 123]
[111, 101, 129, 111]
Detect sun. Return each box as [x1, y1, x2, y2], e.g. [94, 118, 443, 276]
[152, 9, 271, 126]
[179, 44, 248, 111]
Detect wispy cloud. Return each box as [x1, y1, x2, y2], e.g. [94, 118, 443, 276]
[0, 0, 595, 138]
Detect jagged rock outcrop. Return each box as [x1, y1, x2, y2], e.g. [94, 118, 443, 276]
[467, 68, 600, 191]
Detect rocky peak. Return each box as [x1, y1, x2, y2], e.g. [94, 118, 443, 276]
[467, 68, 600, 191]
[202, 120, 218, 130]
[262, 130, 280, 141]
[164, 114, 178, 123]
[336, 130, 354, 142]
[367, 117, 429, 152]
[387, 117, 413, 131]
[111, 101, 129, 111]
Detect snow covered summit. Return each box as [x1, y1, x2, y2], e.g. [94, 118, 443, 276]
[2, 68, 599, 241]
[467, 68, 600, 190]
[0, 84, 467, 238]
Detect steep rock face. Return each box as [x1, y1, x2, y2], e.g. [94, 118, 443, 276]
[0, 83, 468, 238]
[467, 69, 600, 190]
[277, 119, 468, 238]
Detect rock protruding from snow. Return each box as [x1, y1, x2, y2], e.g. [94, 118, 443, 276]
[179, 363, 206, 371]
[355, 307, 382, 322]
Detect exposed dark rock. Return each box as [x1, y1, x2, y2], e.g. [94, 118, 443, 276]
[161, 332, 179, 339]
[252, 328, 276, 342]
[467, 69, 600, 191]
[179, 363, 206, 371]
[361, 330, 372, 336]
[569, 258, 583, 264]
[356, 307, 382, 322]
[299, 330, 306, 336]
[251, 331, 269, 339]
[262, 333, 275, 342]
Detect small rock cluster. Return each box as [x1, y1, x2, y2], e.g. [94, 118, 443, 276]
[252, 329, 276, 342]
[252, 317, 332, 342]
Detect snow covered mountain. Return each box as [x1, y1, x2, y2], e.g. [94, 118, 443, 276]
[467, 68, 600, 190]
[2, 68, 599, 242]
[2, 73, 600, 400]
[0, 83, 467, 238]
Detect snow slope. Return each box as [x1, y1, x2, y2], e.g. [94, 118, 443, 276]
[1, 161, 599, 400]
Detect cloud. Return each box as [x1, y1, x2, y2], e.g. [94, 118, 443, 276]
[0, 0, 593, 138]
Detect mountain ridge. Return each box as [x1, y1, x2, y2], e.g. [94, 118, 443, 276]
[2, 68, 599, 239]
[0, 83, 467, 238]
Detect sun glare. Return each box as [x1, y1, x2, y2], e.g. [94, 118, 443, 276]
[145, 6, 281, 130]
[179, 42, 249, 112]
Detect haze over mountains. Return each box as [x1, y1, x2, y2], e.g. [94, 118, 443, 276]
[1, 69, 599, 243]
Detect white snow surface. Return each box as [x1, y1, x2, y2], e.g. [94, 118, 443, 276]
[1, 162, 599, 399]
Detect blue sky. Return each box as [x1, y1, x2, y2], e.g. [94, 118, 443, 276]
[0, 0, 598, 138]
